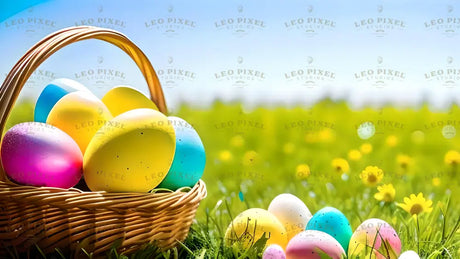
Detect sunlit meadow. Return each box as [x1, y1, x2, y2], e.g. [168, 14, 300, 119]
[4, 99, 460, 258]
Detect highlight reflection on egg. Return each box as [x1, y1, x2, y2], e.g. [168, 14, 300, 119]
[1, 122, 83, 188]
[157, 116, 205, 190]
[34, 78, 89, 123]
[268, 193, 312, 241]
[101, 86, 158, 117]
[83, 108, 176, 192]
[46, 91, 112, 153]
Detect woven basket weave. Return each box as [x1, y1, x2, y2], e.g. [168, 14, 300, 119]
[0, 26, 207, 256]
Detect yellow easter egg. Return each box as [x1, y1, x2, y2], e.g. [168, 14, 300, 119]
[102, 86, 158, 117]
[83, 108, 175, 192]
[225, 208, 288, 250]
[46, 91, 113, 154]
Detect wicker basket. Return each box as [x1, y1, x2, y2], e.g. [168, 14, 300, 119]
[0, 26, 207, 256]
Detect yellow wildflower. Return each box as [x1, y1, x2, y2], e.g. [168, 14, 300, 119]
[331, 158, 350, 174]
[348, 149, 362, 161]
[396, 154, 412, 169]
[319, 128, 335, 142]
[385, 135, 398, 147]
[374, 184, 396, 203]
[218, 150, 233, 162]
[398, 193, 433, 216]
[360, 166, 384, 186]
[296, 164, 311, 179]
[360, 143, 373, 154]
[444, 150, 460, 165]
[432, 177, 441, 187]
[243, 150, 259, 166]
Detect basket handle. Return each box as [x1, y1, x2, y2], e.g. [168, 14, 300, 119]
[0, 26, 167, 180]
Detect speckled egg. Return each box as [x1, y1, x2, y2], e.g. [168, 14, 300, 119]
[348, 218, 401, 259]
[34, 78, 89, 123]
[46, 91, 113, 153]
[101, 86, 158, 117]
[157, 116, 205, 190]
[83, 108, 175, 192]
[398, 250, 420, 259]
[286, 230, 345, 259]
[268, 193, 312, 240]
[225, 208, 288, 250]
[305, 207, 352, 252]
[263, 244, 286, 259]
[1, 122, 83, 188]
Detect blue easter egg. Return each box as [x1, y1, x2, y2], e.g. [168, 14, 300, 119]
[34, 78, 89, 122]
[157, 116, 205, 190]
[305, 206, 352, 252]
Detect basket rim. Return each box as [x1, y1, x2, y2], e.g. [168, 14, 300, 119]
[0, 179, 207, 211]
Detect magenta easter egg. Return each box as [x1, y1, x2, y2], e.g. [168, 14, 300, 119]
[286, 230, 345, 259]
[1, 122, 83, 188]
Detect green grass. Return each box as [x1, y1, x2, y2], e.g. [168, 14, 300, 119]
[3, 99, 460, 258]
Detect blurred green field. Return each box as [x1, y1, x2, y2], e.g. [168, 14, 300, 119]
[4, 99, 460, 258]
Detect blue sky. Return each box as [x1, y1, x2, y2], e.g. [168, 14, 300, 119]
[1, 0, 460, 111]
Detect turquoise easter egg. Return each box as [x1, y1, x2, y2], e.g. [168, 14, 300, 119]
[34, 78, 89, 123]
[157, 116, 205, 190]
[305, 206, 353, 252]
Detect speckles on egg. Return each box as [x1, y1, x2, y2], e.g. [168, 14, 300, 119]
[305, 207, 352, 252]
[83, 108, 176, 192]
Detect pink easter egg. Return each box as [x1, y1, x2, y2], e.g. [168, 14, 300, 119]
[1, 122, 83, 188]
[263, 244, 286, 259]
[286, 230, 345, 259]
[348, 218, 402, 258]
